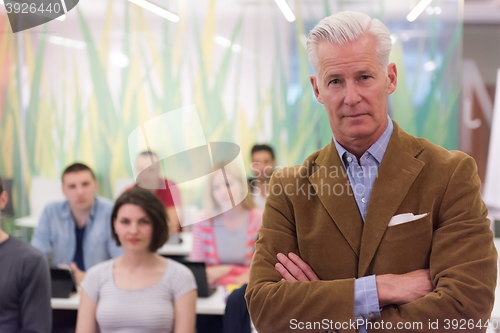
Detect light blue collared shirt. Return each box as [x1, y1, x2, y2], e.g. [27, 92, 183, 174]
[334, 117, 394, 331]
[31, 195, 122, 270]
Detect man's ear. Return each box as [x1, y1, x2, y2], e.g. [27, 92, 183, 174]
[0, 191, 9, 210]
[310, 75, 324, 104]
[387, 63, 397, 95]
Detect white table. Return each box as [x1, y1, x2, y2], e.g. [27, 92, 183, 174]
[157, 232, 193, 257]
[485, 239, 500, 333]
[490, 240, 500, 318]
[194, 286, 227, 315]
[15, 215, 39, 228]
[51, 286, 226, 315]
[51, 293, 80, 310]
[14, 215, 39, 241]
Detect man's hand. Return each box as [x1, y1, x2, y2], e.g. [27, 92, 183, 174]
[275, 253, 432, 306]
[70, 262, 86, 286]
[275, 253, 319, 282]
[376, 269, 433, 307]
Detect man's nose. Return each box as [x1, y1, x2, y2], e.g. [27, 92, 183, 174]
[344, 82, 361, 106]
[76, 185, 85, 196]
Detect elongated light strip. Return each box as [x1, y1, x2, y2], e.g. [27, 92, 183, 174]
[214, 35, 231, 48]
[57, 0, 67, 21]
[407, 0, 433, 22]
[214, 35, 241, 53]
[274, 0, 295, 22]
[48, 36, 86, 49]
[129, 0, 179, 23]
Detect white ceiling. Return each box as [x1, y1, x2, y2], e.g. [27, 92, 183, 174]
[31, 0, 500, 26]
[178, 0, 500, 24]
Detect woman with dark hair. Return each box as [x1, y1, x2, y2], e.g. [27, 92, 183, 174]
[76, 187, 197, 333]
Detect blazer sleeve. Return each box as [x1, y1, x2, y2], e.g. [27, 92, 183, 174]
[372, 155, 497, 332]
[245, 172, 357, 333]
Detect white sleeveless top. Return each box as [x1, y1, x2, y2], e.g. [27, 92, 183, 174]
[81, 258, 196, 333]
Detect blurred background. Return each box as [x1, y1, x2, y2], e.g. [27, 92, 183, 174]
[0, 0, 498, 224]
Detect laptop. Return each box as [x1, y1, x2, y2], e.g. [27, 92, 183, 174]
[50, 267, 77, 298]
[165, 232, 182, 245]
[173, 260, 217, 297]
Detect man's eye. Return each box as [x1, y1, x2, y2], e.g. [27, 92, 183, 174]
[361, 75, 371, 80]
[329, 79, 340, 84]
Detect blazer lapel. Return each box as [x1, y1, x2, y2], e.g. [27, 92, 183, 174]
[358, 122, 425, 277]
[309, 141, 363, 257]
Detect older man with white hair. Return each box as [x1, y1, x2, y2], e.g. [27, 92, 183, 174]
[246, 11, 496, 333]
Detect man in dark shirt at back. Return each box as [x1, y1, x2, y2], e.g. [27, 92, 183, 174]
[0, 175, 52, 332]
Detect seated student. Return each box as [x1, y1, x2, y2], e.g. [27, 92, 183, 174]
[248, 144, 276, 210]
[191, 161, 262, 286]
[31, 163, 122, 284]
[132, 151, 182, 236]
[223, 284, 251, 333]
[0, 176, 51, 332]
[76, 187, 197, 333]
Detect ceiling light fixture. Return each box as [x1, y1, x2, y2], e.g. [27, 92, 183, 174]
[48, 36, 86, 49]
[214, 35, 242, 53]
[128, 0, 179, 23]
[274, 0, 295, 22]
[214, 36, 231, 48]
[407, 0, 433, 22]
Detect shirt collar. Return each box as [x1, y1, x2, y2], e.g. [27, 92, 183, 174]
[366, 117, 393, 164]
[334, 116, 394, 167]
[60, 196, 98, 221]
[89, 197, 98, 219]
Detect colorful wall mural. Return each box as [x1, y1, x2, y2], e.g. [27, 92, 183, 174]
[0, 0, 461, 217]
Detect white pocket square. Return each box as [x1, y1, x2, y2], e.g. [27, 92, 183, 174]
[388, 213, 428, 227]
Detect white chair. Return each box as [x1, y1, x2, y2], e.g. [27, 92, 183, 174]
[15, 177, 65, 228]
[179, 205, 199, 230]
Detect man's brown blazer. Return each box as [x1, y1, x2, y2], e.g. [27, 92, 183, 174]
[246, 121, 497, 333]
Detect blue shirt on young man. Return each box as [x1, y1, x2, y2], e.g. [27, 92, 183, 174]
[31, 195, 122, 270]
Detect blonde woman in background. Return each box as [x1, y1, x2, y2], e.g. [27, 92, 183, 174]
[190, 161, 262, 286]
